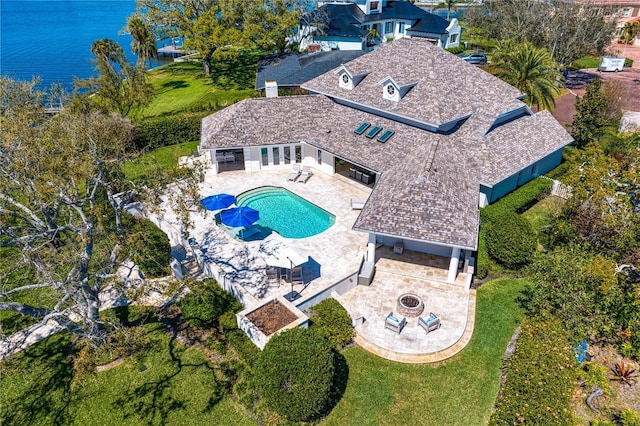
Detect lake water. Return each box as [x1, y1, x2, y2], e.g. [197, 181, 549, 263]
[0, 0, 165, 91]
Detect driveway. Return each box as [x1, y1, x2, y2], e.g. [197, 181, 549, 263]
[551, 43, 640, 129]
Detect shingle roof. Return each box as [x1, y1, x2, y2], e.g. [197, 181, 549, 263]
[255, 50, 367, 90]
[302, 38, 524, 129]
[200, 38, 573, 250]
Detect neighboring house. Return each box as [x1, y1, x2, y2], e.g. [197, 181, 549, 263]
[255, 50, 367, 91]
[297, 0, 461, 51]
[199, 38, 572, 285]
[575, 0, 640, 44]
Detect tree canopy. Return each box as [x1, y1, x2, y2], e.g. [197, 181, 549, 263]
[465, 0, 616, 67]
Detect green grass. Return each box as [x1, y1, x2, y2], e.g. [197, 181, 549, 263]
[324, 278, 528, 426]
[571, 55, 600, 70]
[0, 324, 255, 426]
[122, 141, 199, 181]
[133, 52, 262, 120]
[522, 196, 564, 234]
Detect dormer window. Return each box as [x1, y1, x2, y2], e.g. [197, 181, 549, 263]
[378, 76, 417, 102]
[336, 65, 368, 90]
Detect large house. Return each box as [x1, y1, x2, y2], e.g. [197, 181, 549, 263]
[297, 0, 461, 51]
[575, 0, 640, 44]
[198, 38, 572, 285]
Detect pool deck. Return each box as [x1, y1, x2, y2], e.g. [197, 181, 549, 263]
[158, 165, 475, 363]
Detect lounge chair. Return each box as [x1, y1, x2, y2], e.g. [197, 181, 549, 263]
[418, 312, 441, 334]
[287, 164, 301, 181]
[297, 166, 312, 183]
[239, 227, 261, 240]
[384, 312, 406, 334]
[291, 266, 304, 285]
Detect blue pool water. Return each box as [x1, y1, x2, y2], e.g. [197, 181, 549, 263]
[236, 186, 335, 239]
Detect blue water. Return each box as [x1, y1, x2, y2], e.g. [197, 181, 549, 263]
[0, 0, 167, 91]
[237, 186, 336, 239]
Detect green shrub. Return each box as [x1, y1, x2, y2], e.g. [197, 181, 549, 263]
[489, 316, 577, 425]
[219, 310, 238, 331]
[225, 329, 260, 367]
[619, 408, 640, 426]
[475, 228, 490, 279]
[481, 177, 553, 224]
[485, 212, 536, 270]
[179, 279, 241, 329]
[446, 45, 465, 55]
[625, 58, 634, 68]
[125, 218, 171, 278]
[309, 298, 354, 349]
[133, 113, 203, 152]
[253, 328, 335, 422]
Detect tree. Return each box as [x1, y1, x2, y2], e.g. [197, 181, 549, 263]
[0, 79, 197, 357]
[621, 20, 640, 45]
[465, 0, 616, 67]
[244, 0, 301, 55]
[484, 212, 536, 270]
[571, 78, 608, 149]
[309, 298, 353, 349]
[433, 0, 458, 21]
[253, 327, 335, 422]
[126, 14, 158, 68]
[490, 41, 562, 111]
[77, 38, 153, 116]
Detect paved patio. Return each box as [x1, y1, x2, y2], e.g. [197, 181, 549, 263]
[159, 164, 475, 362]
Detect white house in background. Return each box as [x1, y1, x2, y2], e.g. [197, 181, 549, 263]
[297, 0, 461, 51]
[198, 39, 573, 286]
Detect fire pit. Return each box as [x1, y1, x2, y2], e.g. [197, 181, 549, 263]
[397, 293, 424, 317]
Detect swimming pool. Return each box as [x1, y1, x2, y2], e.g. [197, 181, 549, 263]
[236, 186, 335, 239]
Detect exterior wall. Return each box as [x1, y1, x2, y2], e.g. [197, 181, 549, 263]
[444, 19, 461, 48]
[246, 147, 261, 172]
[488, 173, 519, 204]
[376, 234, 454, 257]
[313, 148, 336, 175]
[295, 271, 359, 312]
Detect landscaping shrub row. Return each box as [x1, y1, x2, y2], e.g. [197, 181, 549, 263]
[480, 177, 553, 223]
[133, 113, 204, 152]
[489, 316, 578, 425]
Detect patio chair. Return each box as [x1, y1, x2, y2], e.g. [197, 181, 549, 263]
[384, 312, 406, 334]
[291, 266, 304, 285]
[393, 241, 404, 255]
[418, 312, 441, 334]
[266, 266, 280, 287]
[287, 164, 301, 181]
[297, 166, 313, 183]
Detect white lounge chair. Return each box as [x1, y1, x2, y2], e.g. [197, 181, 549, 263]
[287, 164, 301, 181]
[297, 166, 312, 183]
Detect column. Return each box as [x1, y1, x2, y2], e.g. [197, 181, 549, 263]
[367, 233, 376, 263]
[448, 247, 461, 283]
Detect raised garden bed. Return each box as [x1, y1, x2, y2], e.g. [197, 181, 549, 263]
[246, 299, 298, 336]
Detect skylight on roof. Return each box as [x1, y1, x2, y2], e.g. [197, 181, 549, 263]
[354, 122, 371, 135]
[377, 129, 395, 143]
[365, 126, 382, 139]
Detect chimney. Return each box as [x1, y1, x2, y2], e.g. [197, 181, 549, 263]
[265, 80, 278, 98]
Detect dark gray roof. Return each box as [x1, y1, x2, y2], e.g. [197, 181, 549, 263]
[200, 39, 573, 250]
[302, 38, 524, 129]
[255, 50, 367, 90]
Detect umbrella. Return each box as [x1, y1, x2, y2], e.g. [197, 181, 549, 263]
[260, 240, 309, 269]
[200, 193, 236, 211]
[220, 206, 260, 228]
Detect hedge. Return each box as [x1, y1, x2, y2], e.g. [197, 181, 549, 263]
[179, 279, 241, 329]
[253, 328, 335, 422]
[481, 177, 553, 224]
[309, 298, 354, 349]
[133, 113, 204, 152]
[489, 316, 578, 425]
[485, 212, 536, 270]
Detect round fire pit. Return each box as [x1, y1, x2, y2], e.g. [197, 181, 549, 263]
[397, 293, 424, 318]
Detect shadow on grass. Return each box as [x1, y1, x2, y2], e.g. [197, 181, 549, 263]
[208, 52, 262, 90]
[111, 322, 224, 425]
[162, 80, 190, 90]
[0, 333, 75, 425]
[321, 350, 349, 419]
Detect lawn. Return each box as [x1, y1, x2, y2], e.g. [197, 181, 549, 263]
[0, 278, 526, 425]
[522, 196, 565, 233]
[122, 141, 199, 182]
[133, 51, 262, 120]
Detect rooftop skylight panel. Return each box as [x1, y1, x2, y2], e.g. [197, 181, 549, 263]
[365, 125, 382, 139]
[377, 129, 395, 143]
[354, 122, 371, 135]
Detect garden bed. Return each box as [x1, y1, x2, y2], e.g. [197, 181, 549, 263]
[246, 299, 298, 336]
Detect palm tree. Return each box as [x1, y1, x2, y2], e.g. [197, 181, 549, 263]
[620, 20, 640, 45]
[127, 15, 157, 68]
[433, 0, 458, 21]
[490, 41, 562, 112]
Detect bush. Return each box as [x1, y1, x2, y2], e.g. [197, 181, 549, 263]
[446, 45, 465, 55]
[126, 218, 171, 278]
[481, 177, 553, 224]
[485, 212, 536, 270]
[489, 316, 577, 425]
[225, 329, 260, 367]
[179, 279, 241, 329]
[133, 113, 203, 152]
[253, 328, 335, 422]
[309, 298, 353, 349]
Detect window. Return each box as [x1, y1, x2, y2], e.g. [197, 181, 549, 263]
[316, 149, 322, 165]
[295, 145, 302, 162]
[261, 147, 268, 166]
[284, 146, 291, 165]
[450, 33, 457, 43]
[385, 22, 394, 34]
[272, 146, 280, 166]
[369, 1, 379, 12]
[342, 74, 349, 84]
[399, 22, 405, 34]
[622, 8, 631, 17]
[386, 84, 395, 96]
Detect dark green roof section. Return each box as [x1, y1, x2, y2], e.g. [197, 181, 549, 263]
[355, 122, 371, 135]
[377, 129, 395, 143]
[365, 125, 382, 139]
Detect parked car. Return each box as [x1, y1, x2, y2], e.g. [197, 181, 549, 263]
[459, 52, 488, 65]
